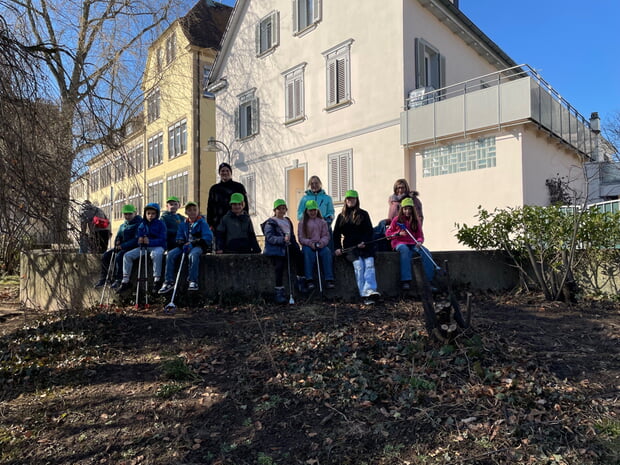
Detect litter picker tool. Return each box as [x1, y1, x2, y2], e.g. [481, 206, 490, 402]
[99, 250, 116, 308]
[315, 244, 323, 295]
[135, 245, 150, 309]
[286, 244, 295, 305]
[340, 233, 399, 254]
[164, 250, 186, 314]
[397, 223, 440, 270]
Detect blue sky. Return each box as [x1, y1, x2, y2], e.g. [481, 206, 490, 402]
[216, 0, 619, 127]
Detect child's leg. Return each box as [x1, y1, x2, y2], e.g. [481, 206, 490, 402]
[414, 246, 436, 282]
[361, 256, 377, 295]
[100, 249, 114, 281]
[187, 246, 203, 283]
[318, 247, 334, 281]
[164, 248, 182, 283]
[114, 251, 125, 281]
[395, 244, 413, 282]
[351, 257, 365, 296]
[149, 247, 164, 280]
[122, 248, 140, 282]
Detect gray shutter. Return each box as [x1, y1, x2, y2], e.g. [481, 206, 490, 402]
[339, 153, 350, 200]
[327, 59, 336, 105]
[251, 97, 259, 135]
[292, 0, 298, 33]
[234, 106, 240, 140]
[294, 76, 302, 117]
[336, 58, 346, 102]
[273, 11, 280, 47]
[329, 155, 339, 199]
[312, 0, 321, 23]
[255, 21, 261, 54]
[439, 54, 446, 90]
[415, 38, 425, 89]
[286, 79, 294, 120]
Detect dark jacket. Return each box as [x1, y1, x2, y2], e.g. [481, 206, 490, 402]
[206, 179, 248, 230]
[176, 216, 213, 251]
[216, 211, 261, 253]
[160, 211, 185, 250]
[333, 209, 375, 258]
[115, 215, 143, 251]
[261, 217, 300, 257]
[137, 204, 167, 249]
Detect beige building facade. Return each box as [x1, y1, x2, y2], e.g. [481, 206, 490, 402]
[208, 0, 600, 250]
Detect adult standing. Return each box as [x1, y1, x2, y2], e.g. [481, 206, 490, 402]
[206, 162, 248, 231]
[79, 200, 111, 253]
[296, 176, 335, 252]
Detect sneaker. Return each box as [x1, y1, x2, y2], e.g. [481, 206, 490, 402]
[94, 279, 106, 289]
[326, 281, 336, 289]
[110, 280, 121, 289]
[363, 298, 375, 306]
[188, 282, 199, 291]
[158, 282, 174, 294]
[116, 281, 131, 293]
[306, 282, 316, 291]
[367, 290, 381, 297]
[401, 281, 411, 290]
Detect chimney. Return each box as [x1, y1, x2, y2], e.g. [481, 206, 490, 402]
[590, 112, 601, 161]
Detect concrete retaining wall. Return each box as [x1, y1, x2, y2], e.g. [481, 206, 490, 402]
[20, 250, 520, 310]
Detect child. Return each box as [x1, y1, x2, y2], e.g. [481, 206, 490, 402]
[386, 197, 435, 290]
[215, 193, 261, 254]
[159, 201, 212, 293]
[117, 203, 167, 292]
[261, 199, 305, 303]
[94, 204, 142, 289]
[333, 190, 380, 304]
[298, 200, 335, 290]
[160, 196, 185, 251]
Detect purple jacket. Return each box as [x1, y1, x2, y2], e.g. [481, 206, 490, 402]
[298, 217, 329, 248]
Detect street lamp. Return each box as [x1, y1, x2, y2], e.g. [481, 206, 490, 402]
[205, 137, 231, 165]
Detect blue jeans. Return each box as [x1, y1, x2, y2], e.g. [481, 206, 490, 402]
[352, 256, 377, 296]
[123, 246, 164, 281]
[302, 245, 334, 281]
[395, 243, 436, 283]
[165, 246, 203, 283]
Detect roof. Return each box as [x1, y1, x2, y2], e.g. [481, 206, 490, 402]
[179, 0, 233, 50]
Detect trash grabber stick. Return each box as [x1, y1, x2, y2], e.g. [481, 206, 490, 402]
[99, 250, 116, 308]
[286, 244, 294, 305]
[165, 251, 186, 313]
[396, 223, 441, 270]
[340, 233, 400, 254]
[315, 245, 323, 294]
[135, 246, 146, 309]
[143, 250, 149, 309]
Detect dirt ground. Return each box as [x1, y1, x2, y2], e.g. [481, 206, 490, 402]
[0, 286, 618, 465]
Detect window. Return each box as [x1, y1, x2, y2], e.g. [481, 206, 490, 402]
[256, 11, 279, 55]
[323, 39, 353, 109]
[90, 168, 100, 192]
[147, 89, 160, 123]
[113, 191, 125, 219]
[283, 63, 305, 123]
[415, 38, 445, 91]
[147, 180, 164, 206]
[128, 186, 143, 214]
[168, 119, 187, 159]
[99, 163, 112, 188]
[147, 132, 164, 168]
[127, 144, 144, 176]
[167, 171, 189, 205]
[422, 136, 496, 178]
[293, 0, 321, 34]
[235, 89, 259, 140]
[113, 157, 125, 183]
[165, 34, 176, 65]
[100, 196, 112, 220]
[156, 47, 163, 73]
[328, 150, 352, 203]
[240, 173, 256, 215]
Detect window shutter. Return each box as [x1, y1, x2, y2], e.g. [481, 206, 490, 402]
[339, 153, 350, 200]
[294, 76, 302, 118]
[251, 97, 259, 135]
[439, 54, 446, 89]
[272, 11, 280, 47]
[415, 38, 425, 88]
[329, 155, 339, 199]
[234, 106, 240, 140]
[255, 21, 261, 54]
[292, 0, 298, 33]
[286, 80, 294, 120]
[327, 60, 336, 105]
[336, 58, 346, 102]
[312, 0, 321, 23]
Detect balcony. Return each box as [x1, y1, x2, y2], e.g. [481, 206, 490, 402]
[400, 64, 596, 159]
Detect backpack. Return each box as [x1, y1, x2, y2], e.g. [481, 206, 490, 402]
[92, 215, 110, 229]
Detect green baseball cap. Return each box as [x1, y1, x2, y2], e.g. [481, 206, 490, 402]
[273, 199, 287, 209]
[401, 197, 414, 208]
[345, 190, 358, 198]
[166, 196, 180, 203]
[305, 200, 319, 210]
[184, 201, 198, 209]
[230, 193, 244, 204]
[122, 204, 137, 214]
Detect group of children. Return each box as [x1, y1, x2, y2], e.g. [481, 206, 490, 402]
[95, 177, 436, 304]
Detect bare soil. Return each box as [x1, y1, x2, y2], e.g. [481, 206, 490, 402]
[0, 287, 618, 465]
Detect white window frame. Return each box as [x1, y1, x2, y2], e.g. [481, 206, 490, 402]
[165, 33, 176, 65]
[240, 172, 256, 216]
[147, 179, 164, 206]
[328, 149, 353, 203]
[166, 171, 189, 206]
[147, 132, 164, 168]
[168, 119, 187, 159]
[293, 0, 321, 35]
[147, 88, 161, 123]
[235, 89, 259, 140]
[322, 39, 353, 111]
[282, 63, 306, 124]
[127, 186, 143, 214]
[256, 11, 280, 56]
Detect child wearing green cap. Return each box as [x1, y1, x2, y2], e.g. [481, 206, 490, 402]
[334, 190, 380, 304]
[94, 204, 142, 289]
[161, 196, 185, 251]
[261, 199, 305, 303]
[298, 200, 335, 290]
[215, 193, 261, 254]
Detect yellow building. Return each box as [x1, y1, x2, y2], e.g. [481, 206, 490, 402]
[82, 1, 232, 234]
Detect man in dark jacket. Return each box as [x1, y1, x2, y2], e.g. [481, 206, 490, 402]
[206, 163, 248, 231]
[94, 204, 142, 288]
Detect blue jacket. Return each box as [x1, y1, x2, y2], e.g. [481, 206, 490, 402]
[176, 216, 213, 251]
[261, 217, 300, 257]
[115, 215, 143, 251]
[137, 204, 167, 249]
[296, 189, 335, 225]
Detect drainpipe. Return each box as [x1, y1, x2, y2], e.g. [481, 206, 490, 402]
[590, 112, 601, 162]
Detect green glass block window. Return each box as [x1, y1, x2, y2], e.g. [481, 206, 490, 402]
[422, 136, 496, 177]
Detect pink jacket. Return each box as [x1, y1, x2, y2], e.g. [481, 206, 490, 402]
[386, 216, 424, 249]
[298, 217, 330, 248]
